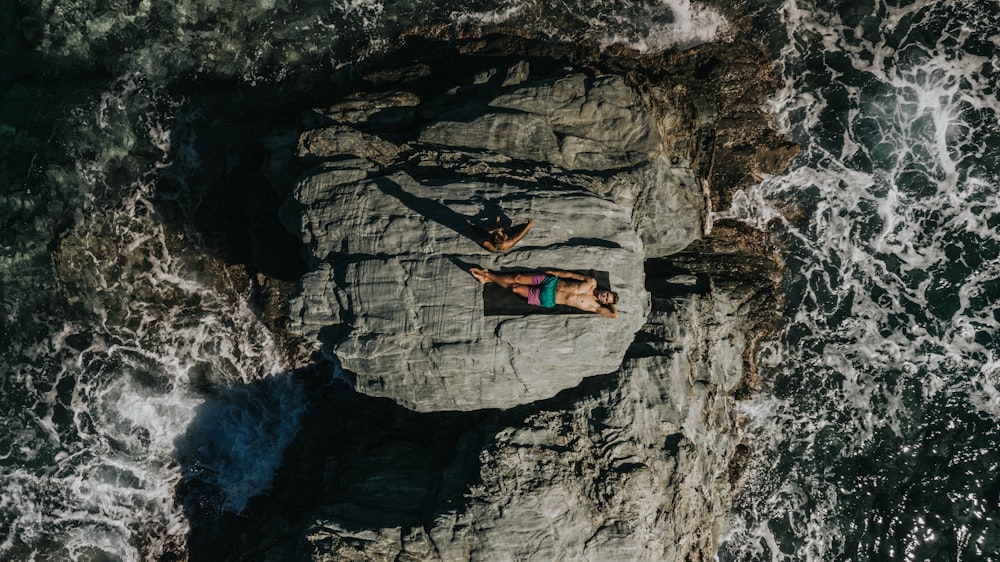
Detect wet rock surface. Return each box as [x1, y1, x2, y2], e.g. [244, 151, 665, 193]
[179, 24, 794, 562]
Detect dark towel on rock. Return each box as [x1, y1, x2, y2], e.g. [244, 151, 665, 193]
[483, 270, 611, 316]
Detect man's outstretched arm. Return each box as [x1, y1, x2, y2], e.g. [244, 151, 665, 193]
[501, 219, 534, 251]
[596, 303, 618, 318]
[545, 270, 588, 281]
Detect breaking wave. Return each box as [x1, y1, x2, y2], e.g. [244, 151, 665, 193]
[720, 1, 1000, 560]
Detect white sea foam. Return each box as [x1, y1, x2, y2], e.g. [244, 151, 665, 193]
[454, 0, 729, 51]
[595, 0, 731, 51]
[176, 374, 307, 512]
[712, 183, 786, 230]
[723, 0, 1000, 559]
[1, 77, 302, 561]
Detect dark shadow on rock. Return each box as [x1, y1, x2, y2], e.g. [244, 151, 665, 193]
[371, 176, 474, 242]
[190, 142, 308, 283]
[473, 197, 508, 223]
[447, 256, 477, 274]
[317, 324, 353, 349]
[626, 259, 713, 359]
[663, 432, 684, 456]
[176, 361, 499, 561]
[508, 238, 623, 254]
[565, 237, 622, 249]
[644, 257, 711, 298]
[350, 105, 421, 144]
[176, 357, 626, 562]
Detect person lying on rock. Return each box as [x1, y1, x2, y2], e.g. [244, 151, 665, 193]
[466, 217, 534, 253]
[470, 267, 618, 318]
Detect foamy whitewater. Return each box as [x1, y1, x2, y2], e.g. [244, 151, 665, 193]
[720, 1, 1000, 560]
[1, 75, 306, 559]
[1, 0, 998, 560]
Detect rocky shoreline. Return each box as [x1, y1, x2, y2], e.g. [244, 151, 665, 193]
[177, 25, 795, 562]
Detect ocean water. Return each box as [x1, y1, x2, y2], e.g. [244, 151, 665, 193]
[721, 1, 1000, 560]
[1, 0, 998, 560]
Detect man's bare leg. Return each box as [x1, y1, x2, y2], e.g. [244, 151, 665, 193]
[470, 267, 493, 285]
[469, 268, 534, 288]
[470, 268, 533, 300]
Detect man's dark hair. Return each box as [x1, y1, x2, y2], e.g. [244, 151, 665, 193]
[489, 229, 506, 248]
[597, 288, 619, 304]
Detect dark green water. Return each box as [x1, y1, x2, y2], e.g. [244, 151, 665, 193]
[2, 0, 999, 560]
[720, 1, 1000, 561]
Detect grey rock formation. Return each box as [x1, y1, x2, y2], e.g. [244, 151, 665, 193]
[182, 27, 795, 562]
[285, 163, 647, 411]
[280, 67, 677, 411]
[420, 74, 659, 171]
[191, 251, 773, 561]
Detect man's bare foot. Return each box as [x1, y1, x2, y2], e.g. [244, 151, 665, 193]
[470, 267, 491, 285]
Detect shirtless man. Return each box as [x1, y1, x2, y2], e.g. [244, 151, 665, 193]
[466, 217, 534, 253]
[470, 267, 618, 318]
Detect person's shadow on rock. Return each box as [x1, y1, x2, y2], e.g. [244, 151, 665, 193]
[371, 176, 474, 242]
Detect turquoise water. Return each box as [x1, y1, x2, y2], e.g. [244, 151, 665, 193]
[2, 0, 999, 560]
